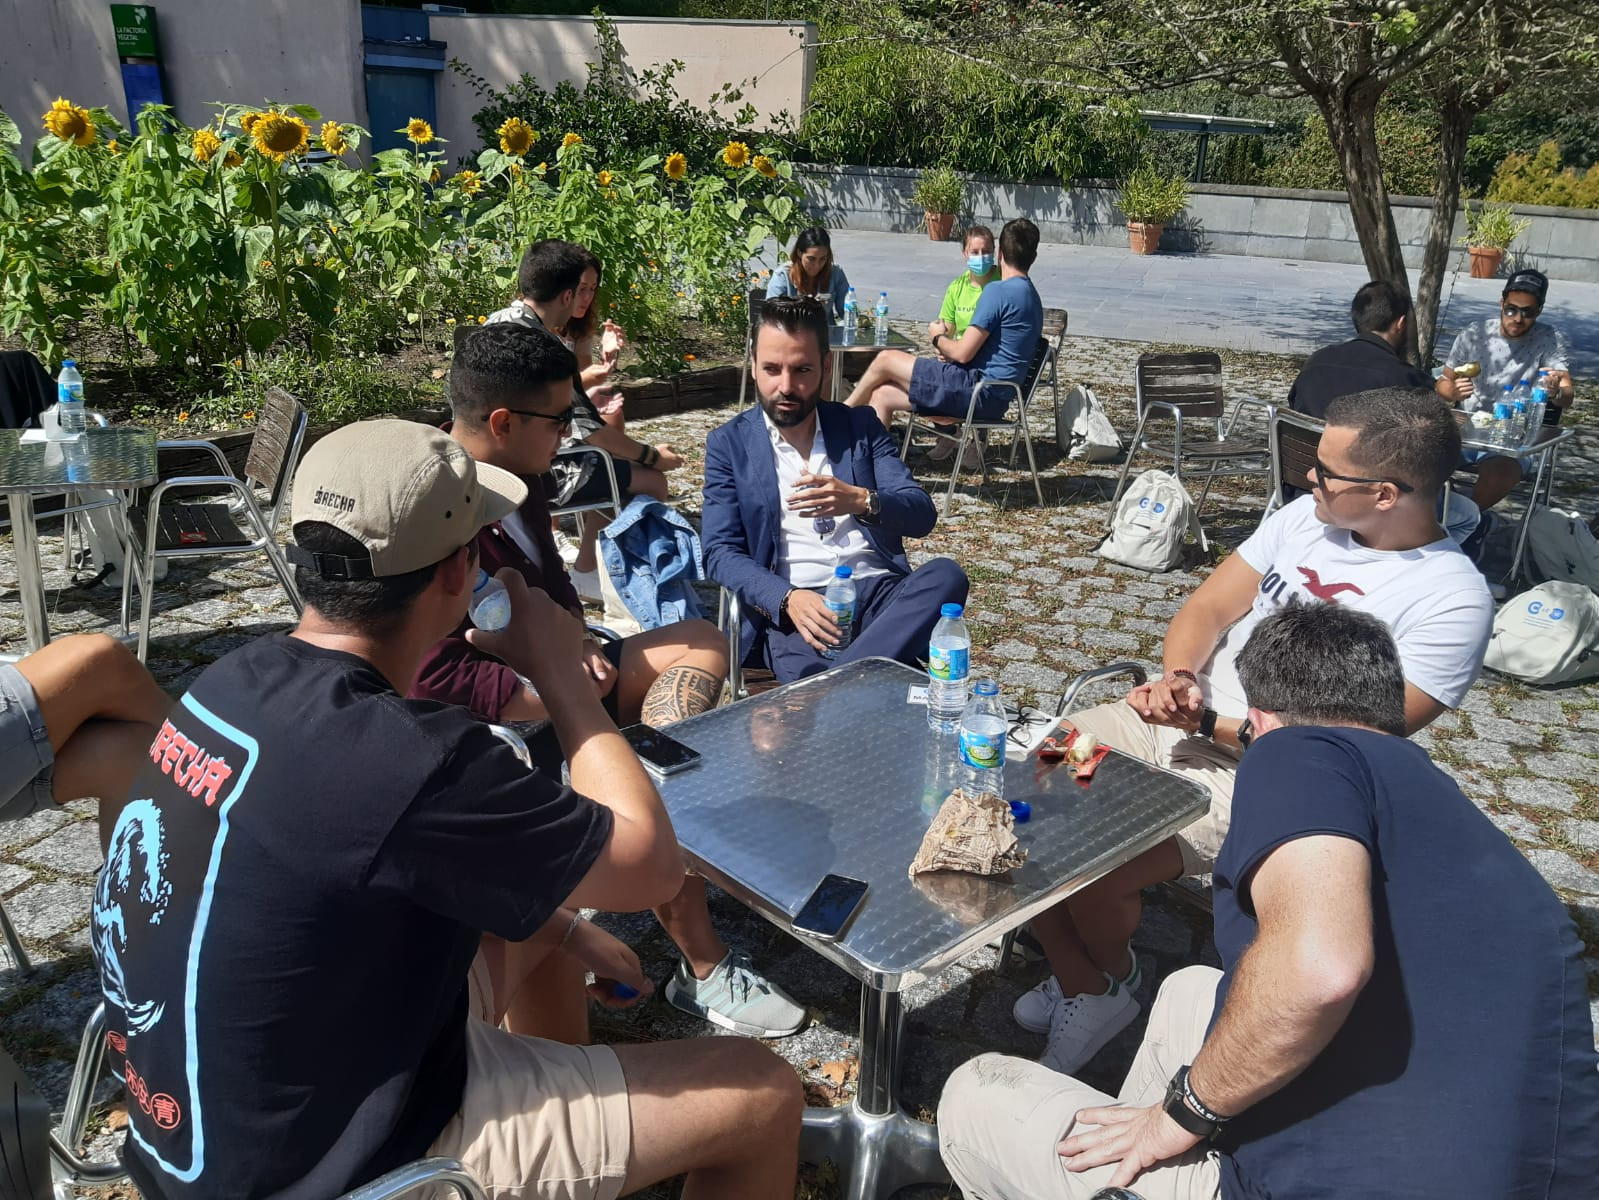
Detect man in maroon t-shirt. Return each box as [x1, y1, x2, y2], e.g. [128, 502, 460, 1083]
[412, 322, 806, 1040]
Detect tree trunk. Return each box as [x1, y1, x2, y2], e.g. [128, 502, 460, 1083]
[1316, 88, 1420, 362]
[1414, 100, 1475, 366]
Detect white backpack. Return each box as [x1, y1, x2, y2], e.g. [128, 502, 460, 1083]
[1483, 581, 1599, 686]
[1098, 470, 1204, 572]
[1526, 509, 1599, 593]
[1056, 384, 1122, 462]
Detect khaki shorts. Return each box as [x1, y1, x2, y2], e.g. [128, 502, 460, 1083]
[1066, 701, 1239, 876]
[425, 954, 632, 1200]
[939, 966, 1224, 1200]
[0, 664, 54, 823]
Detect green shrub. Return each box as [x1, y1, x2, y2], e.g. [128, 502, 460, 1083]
[1486, 141, 1599, 209]
[911, 166, 965, 213]
[1461, 201, 1531, 250]
[1264, 107, 1440, 198]
[1117, 165, 1189, 223]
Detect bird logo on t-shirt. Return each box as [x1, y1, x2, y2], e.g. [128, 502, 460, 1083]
[1298, 566, 1366, 603]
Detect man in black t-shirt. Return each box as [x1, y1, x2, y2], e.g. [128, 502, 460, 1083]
[1286, 281, 1435, 420]
[939, 602, 1599, 1200]
[92, 420, 801, 1199]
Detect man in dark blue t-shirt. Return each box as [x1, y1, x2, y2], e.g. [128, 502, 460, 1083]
[939, 601, 1599, 1200]
[843, 217, 1044, 433]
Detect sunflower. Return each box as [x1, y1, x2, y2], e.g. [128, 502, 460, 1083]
[253, 112, 309, 162]
[753, 154, 777, 178]
[498, 117, 535, 157]
[42, 98, 94, 147]
[429, 166, 441, 184]
[222, 148, 243, 168]
[561, 132, 583, 149]
[192, 128, 222, 164]
[107, 139, 120, 155]
[457, 169, 483, 195]
[509, 162, 524, 179]
[596, 169, 612, 187]
[405, 118, 434, 146]
[320, 120, 349, 156]
[239, 111, 263, 135]
[664, 152, 688, 181]
[722, 141, 750, 169]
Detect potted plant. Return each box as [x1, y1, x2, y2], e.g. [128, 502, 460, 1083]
[912, 165, 966, 241]
[1461, 201, 1532, 278]
[1116, 166, 1190, 255]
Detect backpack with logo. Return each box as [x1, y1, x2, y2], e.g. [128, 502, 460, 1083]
[1526, 508, 1599, 593]
[1098, 470, 1204, 572]
[1056, 384, 1122, 462]
[1483, 581, 1599, 686]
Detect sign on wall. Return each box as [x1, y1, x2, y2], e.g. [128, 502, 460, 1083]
[110, 4, 160, 60]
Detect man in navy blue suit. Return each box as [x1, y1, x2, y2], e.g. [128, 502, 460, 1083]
[703, 296, 969, 683]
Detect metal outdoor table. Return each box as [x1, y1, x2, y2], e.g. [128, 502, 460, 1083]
[0, 427, 157, 653]
[828, 326, 918, 403]
[1454, 412, 1575, 582]
[654, 657, 1209, 1199]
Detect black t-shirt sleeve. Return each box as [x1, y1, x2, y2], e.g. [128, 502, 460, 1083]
[1221, 728, 1378, 915]
[367, 711, 612, 941]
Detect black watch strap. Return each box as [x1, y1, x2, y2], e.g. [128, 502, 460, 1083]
[1163, 1066, 1228, 1140]
[1236, 717, 1255, 750]
[1198, 706, 1219, 739]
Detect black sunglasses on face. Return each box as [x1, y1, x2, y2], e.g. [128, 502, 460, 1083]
[506, 405, 574, 428]
[1313, 457, 1414, 494]
[1501, 303, 1540, 320]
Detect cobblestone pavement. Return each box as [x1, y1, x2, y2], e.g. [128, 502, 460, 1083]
[2, 334, 1594, 1198]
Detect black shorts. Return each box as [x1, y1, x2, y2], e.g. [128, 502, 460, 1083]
[551, 456, 633, 510]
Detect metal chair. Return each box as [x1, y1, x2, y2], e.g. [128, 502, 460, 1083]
[41, 1003, 487, 1199]
[1106, 352, 1274, 535]
[0, 886, 34, 976]
[550, 444, 623, 520]
[120, 387, 307, 661]
[897, 335, 1050, 515]
[1039, 306, 1069, 417]
[736, 287, 767, 410]
[1263, 406, 1324, 519]
[718, 587, 745, 702]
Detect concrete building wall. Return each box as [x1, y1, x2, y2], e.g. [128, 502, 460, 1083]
[802, 164, 1599, 284]
[432, 13, 813, 160]
[0, 0, 366, 153]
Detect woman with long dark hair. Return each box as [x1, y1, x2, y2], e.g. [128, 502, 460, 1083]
[764, 227, 850, 320]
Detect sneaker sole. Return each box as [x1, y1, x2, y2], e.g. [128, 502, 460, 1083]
[662, 978, 804, 1039]
[1041, 999, 1140, 1075]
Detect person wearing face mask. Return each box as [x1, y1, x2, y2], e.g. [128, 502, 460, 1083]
[930, 225, 1000, 341]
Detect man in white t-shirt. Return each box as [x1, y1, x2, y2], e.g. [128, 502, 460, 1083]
[1436, 269, 1576, 509]
[1012, 387, 1493, 1076]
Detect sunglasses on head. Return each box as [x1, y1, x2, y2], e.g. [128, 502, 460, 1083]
[505, 404, 575, 428]
[1313, 457, 1414, 494]
[1501, 302, 1540, 320]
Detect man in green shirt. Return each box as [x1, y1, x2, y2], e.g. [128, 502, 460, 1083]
[929, 225, 1000, 340]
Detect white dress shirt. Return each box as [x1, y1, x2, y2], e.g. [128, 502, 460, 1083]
[762, 409, 890, 590]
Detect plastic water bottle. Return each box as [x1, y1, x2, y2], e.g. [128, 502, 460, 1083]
[822, 564, 856, 659]
[958, 678, 1007, 799]
[1528, 371, 1549, 436]
[56, 360, 85, 436]
[1511, 399, 1528, 444]
[842, 288, 858, 346]
[927, 602, 971, 732]
[874, 292, 889, 345]
[1491, 400, 1514, 448]
[470, 569, 512, 631]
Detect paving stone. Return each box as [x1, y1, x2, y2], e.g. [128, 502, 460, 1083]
[1574, 709, 1599, 731]
[1468, 713, 1541, 747]
[1525, 751, 1597, 783]
[1094, 631, 1143, 653]
[991, 639, 1036, 661]
[1553, 730, 1599, 758]
[1502, 777, 1581, 813]
[1461, 738, 1517, 769]
[1525, 849, 1599, 896]
[1059, 557, 1100, 572]
[1508, 697, 1565, 725]
[1122, 580, 1170, 599]
[0, 808, 69, 851]
[17, 820, 102, 877]
[1121, 617, 1172, 637]
[161, 596, 243, 625]
[0, 862, 34, 895]
[1428, 710, 1462, 733]
[1099, 592, 1143, 614]
[1002, 596, 1041, 616]
[1458, 690, 1499, 716]
[1007, 548, 1043, 564]
[5, 880, 92, 942]
[1488, 811, 1542, 842]
[1017, 566, 1061, 584]
[1144, 599, 1183, 618]
[1073, 606, 1113, 628]
[999, 662, 1069, 693]
[1558, 818, 1599, 853]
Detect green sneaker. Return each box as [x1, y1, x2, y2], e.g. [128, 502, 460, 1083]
[663, 949, 806, 1037]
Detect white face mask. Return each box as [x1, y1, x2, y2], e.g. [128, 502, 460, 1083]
[968, 253, 995, 274]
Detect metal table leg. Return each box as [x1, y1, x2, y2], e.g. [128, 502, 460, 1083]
[9, 493, 50, 652]
[1506, 443, 1555, 585]
[800, 985, 949, 1199]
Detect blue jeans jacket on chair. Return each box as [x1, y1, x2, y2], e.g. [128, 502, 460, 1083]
[599, 496, 705, 629]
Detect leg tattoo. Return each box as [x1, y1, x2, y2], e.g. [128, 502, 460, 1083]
[641, 665, 722, 726]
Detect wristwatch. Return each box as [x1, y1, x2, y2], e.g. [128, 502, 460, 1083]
[1197, 706, 1219, 739]
[1162, 1065, 1230, 1141]
[863, 489, 881, 521]
[931, 333, 943, 351]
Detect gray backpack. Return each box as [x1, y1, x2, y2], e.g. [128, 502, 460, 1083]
[1526, 509, 1599, 593]
[1098, 470, 1204, 572]
[1483, 581, 1599, 686]
[1056, 384, 1122, 462]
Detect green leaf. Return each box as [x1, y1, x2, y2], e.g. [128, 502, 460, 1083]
[767, 195, 793, 226]
[287, 104, 323, 122]
[244, 317, 281, 353]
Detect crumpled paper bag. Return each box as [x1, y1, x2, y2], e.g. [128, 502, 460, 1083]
[909, 787, 1027, 878]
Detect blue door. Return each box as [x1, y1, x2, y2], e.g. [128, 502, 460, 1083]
[364, 68, 436, 157]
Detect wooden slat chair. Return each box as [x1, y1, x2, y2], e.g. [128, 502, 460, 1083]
[1263, 407, 1324, 518]
[120, 386, 308, 661]
[1106, 352, 1274, 537]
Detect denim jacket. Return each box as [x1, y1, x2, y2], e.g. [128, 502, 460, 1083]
[599, 496, 705, 629]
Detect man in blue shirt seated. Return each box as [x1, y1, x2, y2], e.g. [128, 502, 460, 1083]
[938, 601, 1599, 1200]
[842, 218, 1044, 441]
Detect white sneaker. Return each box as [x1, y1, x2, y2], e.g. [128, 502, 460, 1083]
[1013, 946, 1142, 1034]
[1038, 979, 1140, 1075]
[553, 530, 581, 565]
[569, 566, 602, 602]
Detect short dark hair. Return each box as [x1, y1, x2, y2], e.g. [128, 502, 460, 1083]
[999, 218, 1039, 272]
[516, 239, 589, 302]
[962, 224, 995, 250]
[1236, 600, 1406, 736]
[292, 522, 440, 632]
[1324, 387, 1460, 494]
[756, 295, 830, 362]
[450, 323, 579, 430]
[1351, 281, 1411, 336]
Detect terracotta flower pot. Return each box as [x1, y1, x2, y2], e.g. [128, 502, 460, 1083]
[1468, 245, 1504, 279]
[1127, 221, 1165, 255]
[925, 211, 956, 241]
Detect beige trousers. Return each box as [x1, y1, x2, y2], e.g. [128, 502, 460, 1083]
[938, 966, 1224, 1200]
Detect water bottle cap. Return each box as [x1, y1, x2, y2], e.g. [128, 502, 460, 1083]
[879, 291, 887, 297]
[834, 564, 852, 578]
[62, 359, 76, 368]
[475, 568, 490, 588]
[940, 602, 963, 619]
[973, 679, 998, 696]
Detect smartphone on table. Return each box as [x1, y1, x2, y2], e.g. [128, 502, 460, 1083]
[620, 723, 702, 779]
[792, 874, 869, 941]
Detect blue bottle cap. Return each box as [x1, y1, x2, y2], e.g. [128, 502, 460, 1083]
[834, 564, 852, 578]
[974, 678, 998, 696]
[1008, 800, 1031, 823]
[611, 983, 639, 1000]
[62, 359, 76, 368]
[940, 603, 963, 619]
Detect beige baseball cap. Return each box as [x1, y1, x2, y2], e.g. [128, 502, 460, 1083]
[288, 420, 526, 579]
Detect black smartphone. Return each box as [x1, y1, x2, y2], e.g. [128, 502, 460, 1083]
[792, 874, 869, 941]
[621, 724, 702, 778]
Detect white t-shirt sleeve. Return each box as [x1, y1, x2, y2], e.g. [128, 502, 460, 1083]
[1393, 578, 1494, 709]
[1445, 326, 1475, 368]
[1237, 494, 1316, 574]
